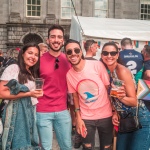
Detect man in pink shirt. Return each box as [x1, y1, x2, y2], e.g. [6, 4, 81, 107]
[36, 25, 72, 150]
[64, 39, 113, 150]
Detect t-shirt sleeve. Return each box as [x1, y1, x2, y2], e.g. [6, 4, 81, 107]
[99, 61, 110, 85]
[0, 64, 19, 81]
[66, 73, 76, 93]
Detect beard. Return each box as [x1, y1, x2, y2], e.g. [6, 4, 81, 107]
[49, 42, 63, 52]
[69, 57, 82, 66]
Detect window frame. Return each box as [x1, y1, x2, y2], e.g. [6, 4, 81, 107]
[26, 0, 41, 17]
[140, 0, 150, 20]
[94, 0, 108, 18]
[61, 0, 75, 19]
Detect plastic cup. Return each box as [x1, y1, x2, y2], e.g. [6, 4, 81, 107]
[35, 78, 44, 90]
[110, 79, 124, 97]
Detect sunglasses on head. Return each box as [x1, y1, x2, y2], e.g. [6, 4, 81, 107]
[66, 48, 80, 55]
[102, 51, 118, 56]
[55, 57, 59, 70]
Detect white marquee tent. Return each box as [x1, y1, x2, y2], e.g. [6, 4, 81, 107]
[70, 16, 150, 59]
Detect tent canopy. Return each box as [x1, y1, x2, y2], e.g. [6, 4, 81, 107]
[70, 16, 150, 42]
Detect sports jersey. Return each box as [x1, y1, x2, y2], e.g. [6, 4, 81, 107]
[119, 49, 143, 84]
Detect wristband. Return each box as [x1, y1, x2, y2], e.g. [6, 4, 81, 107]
[75, 108, 80, 112]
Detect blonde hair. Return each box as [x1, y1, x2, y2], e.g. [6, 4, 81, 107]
[38, 43, 48, 49]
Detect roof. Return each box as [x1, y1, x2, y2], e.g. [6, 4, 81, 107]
[70, 16, 150, 42]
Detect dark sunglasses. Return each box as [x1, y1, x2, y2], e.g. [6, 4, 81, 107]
[102, 51, 118, 56]
[66, 48, 80, 55]
[55, 57, 59, 70]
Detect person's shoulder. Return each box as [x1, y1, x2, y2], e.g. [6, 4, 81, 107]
[132, 49, 142, 54]
[117, 64, 130, 74]
[66, 67, 74, 77]
[41, 51, 49, 58]
[60, 52, 67, 59]
[7, 64, 19, 69]
[144, 60, 150, 65]
[117, 64, 134, 81]
[119, 50, 124, 54]
[86, 59, 99, 65]
[119, 50, 126, 54]
[144, 60, 150, 69]
[119, 50, 125, 57]
[2, 64, 19, 75]
[86, 60, 104, 69]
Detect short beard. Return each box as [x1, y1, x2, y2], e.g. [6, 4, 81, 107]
[49, 43, 63, 52]
[70, 58, 82, 66]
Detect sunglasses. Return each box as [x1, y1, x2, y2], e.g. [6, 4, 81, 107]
[55, 58, 59, 70]
[102, 51, 118, 56]
[66, 48, 80, 55]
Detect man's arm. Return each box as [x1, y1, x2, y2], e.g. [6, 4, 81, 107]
[143, 70, 150, 80]
[72, 92, 87, 137]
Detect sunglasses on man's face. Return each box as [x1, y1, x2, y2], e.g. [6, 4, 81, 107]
[66, 48, 80, 55]
[102, 51, 118, 56]
[55, 57, 59, 70]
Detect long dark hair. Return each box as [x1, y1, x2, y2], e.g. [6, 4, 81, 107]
[18, 42, 40, 84]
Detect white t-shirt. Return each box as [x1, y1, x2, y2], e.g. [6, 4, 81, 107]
[0, 64, 38, 105]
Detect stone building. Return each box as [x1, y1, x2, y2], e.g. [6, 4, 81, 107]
[0, 0, 148, 52]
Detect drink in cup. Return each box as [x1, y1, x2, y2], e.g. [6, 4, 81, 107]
[110, 79, 124, 97]
[110, 88, 118, 97]
[35, 78, 44, 90]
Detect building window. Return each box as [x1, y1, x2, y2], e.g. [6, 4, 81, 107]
[23, 33, 43, 45]
[94, 0, 108, 18]
[26, 0, 41, 17]
[140, 0, 150, 20]
[61, 0, 75, 19]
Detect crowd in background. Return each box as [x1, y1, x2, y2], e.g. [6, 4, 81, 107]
[0, 24, 150, 150]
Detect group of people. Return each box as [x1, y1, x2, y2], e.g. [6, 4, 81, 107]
[0, 24, 150, 150]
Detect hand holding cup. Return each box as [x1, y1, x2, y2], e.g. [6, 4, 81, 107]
[110, 79, 125, 98]
[34, 78, 44, 97]
[35, 78, 44, 90]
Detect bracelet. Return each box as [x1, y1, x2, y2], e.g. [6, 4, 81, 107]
[74, 108, 80, 112]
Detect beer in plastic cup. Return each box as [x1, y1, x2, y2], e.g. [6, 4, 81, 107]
[35, 78, 44, 90]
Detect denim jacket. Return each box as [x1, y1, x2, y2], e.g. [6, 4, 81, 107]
[1, 79, 40, 150]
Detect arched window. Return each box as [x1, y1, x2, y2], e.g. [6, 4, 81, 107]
[23, 33, 43, 45]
